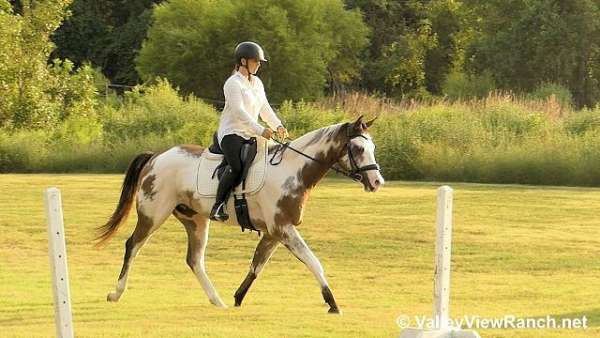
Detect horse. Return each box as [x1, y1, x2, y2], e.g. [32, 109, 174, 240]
[96, 115, 384, 314]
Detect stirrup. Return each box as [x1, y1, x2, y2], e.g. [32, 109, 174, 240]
[209, 202, 229, 221]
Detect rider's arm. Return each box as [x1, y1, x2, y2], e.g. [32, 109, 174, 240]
[224, 80, 265, 136]
[257, 81, 283, 130]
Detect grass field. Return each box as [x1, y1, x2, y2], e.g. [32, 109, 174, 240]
[1, 174, 599, 338]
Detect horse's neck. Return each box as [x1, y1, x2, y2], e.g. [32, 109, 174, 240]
[285, 123, 347, 189]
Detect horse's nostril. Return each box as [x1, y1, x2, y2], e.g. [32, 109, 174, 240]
[374, 179, 381, 186]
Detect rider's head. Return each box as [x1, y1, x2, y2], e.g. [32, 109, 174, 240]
[235, 41, 267, 76]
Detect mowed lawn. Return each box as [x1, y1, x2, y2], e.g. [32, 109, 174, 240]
[1, 174, 599, 338]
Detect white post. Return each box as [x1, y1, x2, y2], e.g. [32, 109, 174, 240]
[44, 188, 74, 338]
[399, 186, 480, 338]
[434, 186, 453, 329]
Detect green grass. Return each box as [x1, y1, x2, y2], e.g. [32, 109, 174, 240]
[1, 174, 599, 337]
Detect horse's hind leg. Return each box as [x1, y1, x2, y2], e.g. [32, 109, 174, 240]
[234, 234, 279, 306]
[107, 201, 173, 302]
[173, 211, 226, 308]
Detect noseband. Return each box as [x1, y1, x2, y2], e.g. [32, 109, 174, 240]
[270, 130, 380, 183]
[339, 133, 381, 182]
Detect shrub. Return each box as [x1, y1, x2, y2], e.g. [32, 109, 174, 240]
[442, 70, 496, 100]
[529, 82, 573, 109]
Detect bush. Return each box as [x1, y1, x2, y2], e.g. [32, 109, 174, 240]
[442, 70, 496, 100]
[3, 84, 600, 188]
[0, 129, 48, 172]
[529, 82, 573, 109]
[102, 79, 218, 146]
[277, 100, 346, 138]
[564, 107, 600, 135]
[0, 79, 219, 172]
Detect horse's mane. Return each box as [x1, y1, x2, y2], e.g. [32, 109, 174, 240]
[266, 122, 349, 156]
[289, 122, 346, 150]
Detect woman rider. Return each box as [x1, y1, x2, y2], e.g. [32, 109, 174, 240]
[210, 41, 289, 222]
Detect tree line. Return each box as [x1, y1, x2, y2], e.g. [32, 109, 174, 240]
[2, 0, 600, 129]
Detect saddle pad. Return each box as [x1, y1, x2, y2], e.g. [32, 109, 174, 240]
[196, 138, 268, 197]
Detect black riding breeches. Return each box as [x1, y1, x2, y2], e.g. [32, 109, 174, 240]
[215, 134, 248, 203]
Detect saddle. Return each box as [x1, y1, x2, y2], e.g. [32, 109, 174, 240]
[196, 133, 268, 231]
[207, 133, 257, 182]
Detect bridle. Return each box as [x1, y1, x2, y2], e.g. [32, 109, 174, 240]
[269, 128, 381, 182]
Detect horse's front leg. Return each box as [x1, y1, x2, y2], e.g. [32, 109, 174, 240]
[278, 224, 340, 314]
[234, 233, 279, 306]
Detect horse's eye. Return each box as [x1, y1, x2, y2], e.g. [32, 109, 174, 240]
[356, 146, 364, 153]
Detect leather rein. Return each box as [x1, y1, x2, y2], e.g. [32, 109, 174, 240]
[269, 132, 380, 182]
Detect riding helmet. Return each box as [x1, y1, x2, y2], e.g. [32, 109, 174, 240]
[234, 41, 267, 64]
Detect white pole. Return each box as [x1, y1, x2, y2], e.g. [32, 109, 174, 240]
[44, 188, 74, 338]
[399, 186, 480, 338]
[434, 186, 453, 329]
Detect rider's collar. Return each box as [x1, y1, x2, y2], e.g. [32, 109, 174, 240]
[235, 70, 255, 87]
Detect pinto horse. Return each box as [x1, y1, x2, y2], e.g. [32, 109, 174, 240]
[96, 115, 384, 313]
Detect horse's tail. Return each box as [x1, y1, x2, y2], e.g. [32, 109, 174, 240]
[95, 151, 155, 247]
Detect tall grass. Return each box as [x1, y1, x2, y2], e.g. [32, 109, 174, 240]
[2, 87, 600, 187]
[353, 92, 600, 186]
[0, 80, 218, 172]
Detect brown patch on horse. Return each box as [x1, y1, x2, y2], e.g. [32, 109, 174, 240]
[171, 215, 203, 269]
[176, 190, 196, 206]
[118, 210, 154, 279]
[350, 143, 368, 164]
[302, 128, 329, 148]
[173, 190, 201, 219]
[179, 144, 205, 158]
[175, 204, 197, 218]
[250, 216, 268, 231]
[185, 190, 195, 204]
[138, 148, 168, 181]
[141, 174, 157, 200]
[273, 124, 350, 226]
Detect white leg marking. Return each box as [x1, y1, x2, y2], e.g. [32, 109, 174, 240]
[279, 225, 328, 288]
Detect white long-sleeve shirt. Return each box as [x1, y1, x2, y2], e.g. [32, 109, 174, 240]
[217, 71, 282, 144]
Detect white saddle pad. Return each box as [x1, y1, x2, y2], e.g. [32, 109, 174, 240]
[196, 138, 268, 197]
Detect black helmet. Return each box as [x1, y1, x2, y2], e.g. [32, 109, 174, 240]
[234, 41, 267, 64]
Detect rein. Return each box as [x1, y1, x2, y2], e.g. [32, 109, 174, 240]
[269, 133, 380, 182]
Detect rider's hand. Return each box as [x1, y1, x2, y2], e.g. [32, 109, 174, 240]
[261, 127, 274, 139]
[277, 126, 289, 140]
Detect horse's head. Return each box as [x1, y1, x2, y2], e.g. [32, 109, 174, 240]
[336, 115, 385, 192]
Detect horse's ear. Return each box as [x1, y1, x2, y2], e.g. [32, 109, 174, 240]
[365, 115, 378, 128]
[352, 115, 365, 132]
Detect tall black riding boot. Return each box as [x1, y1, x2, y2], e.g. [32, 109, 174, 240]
[210, 167, 238, 221]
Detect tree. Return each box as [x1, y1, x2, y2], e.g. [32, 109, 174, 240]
[424, 0, 462, 95]
[464, 0, 600, 107]
[52, 0, 162, 86]
[0, 0, 96, 128]
[345, 0, 463, 99]
[136, 0, 368, 103]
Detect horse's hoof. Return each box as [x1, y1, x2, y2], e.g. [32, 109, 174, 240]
[106, 292, 120, 302]
[328, 307, 341, 314]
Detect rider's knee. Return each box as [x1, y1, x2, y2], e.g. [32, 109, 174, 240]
[228, 165, 242, 176]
